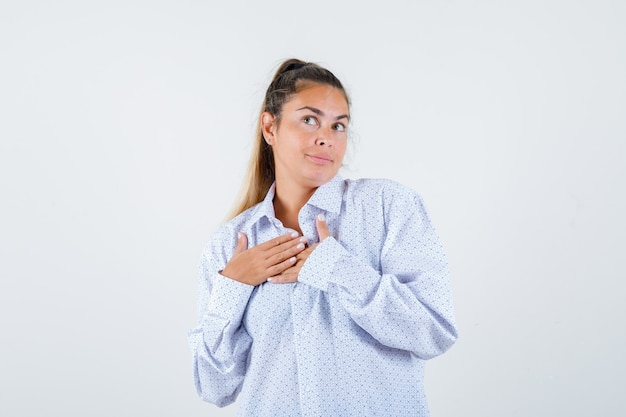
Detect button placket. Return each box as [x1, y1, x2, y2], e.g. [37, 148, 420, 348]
[292, 278, 320, 414]
[297, 206, 317, 244]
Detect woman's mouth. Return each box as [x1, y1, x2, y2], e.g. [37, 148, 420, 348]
[307, 154, 332, 165]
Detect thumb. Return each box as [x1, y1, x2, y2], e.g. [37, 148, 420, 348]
[233, 232, 248, 255]
[316, 213, 331, 241]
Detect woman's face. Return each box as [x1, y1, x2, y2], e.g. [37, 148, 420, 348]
[263, 83, 350, 191]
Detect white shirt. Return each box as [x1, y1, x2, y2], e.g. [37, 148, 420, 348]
[187, 174, 457, 416]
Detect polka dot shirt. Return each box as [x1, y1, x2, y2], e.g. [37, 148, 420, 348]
[187, 175, 457, 416]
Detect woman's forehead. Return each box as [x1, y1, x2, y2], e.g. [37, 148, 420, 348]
[285, 83, 349, 113]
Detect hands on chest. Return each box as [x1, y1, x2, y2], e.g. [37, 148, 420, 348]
[221, 214, 331, 286]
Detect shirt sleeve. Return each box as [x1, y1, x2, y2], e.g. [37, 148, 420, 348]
[298, 187, 458, 360]
[187, 238, 255, 407]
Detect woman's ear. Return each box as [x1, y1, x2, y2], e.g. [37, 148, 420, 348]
[261, 112, 276, 145]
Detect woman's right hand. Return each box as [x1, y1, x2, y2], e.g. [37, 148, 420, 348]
[220, 231, 308, 286]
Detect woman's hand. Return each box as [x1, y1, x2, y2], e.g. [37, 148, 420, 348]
[221, 231, 308, 286]
[268, 214, 331, 284]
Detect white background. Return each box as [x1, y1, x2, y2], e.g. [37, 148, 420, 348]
[1, 1, 624, 416]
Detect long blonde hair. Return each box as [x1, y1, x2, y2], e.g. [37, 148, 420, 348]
[228, 59, 350, 219]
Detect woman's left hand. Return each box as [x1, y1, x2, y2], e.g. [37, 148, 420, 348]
[268, 214, 331, 284]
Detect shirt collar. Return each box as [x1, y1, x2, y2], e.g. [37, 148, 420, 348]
[247, 174, 345, 225]
[305, 174, 344, 214]
[246, 184, 278, 226]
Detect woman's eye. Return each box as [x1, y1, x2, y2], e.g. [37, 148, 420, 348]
[303, 116, 317, 125]
[332, 123, 346, 132]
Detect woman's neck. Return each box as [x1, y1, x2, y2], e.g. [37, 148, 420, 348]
[273, 180, 317, 234]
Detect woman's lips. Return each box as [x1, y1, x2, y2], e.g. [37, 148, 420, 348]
[307, 154, 332, 165]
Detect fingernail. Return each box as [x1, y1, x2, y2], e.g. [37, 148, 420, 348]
[289, 256, 296, 263]
[299, 237, 308, 243]
[237, 232, 242, 239]
[297, 243, 304, 250]
[317, 213, 325, 222]
[267, 277, 273, 282]
[290, 231, 299, 238]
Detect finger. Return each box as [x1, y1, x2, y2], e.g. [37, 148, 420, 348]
[267, 270, 299, 284]
[266, 238, 307, 264]
[233, 232, 248, 255]
[265, 255, 297, 279]
[258, 231, 301, 250]
[316, 213, 331, 241]
[295, 245, 315, 263]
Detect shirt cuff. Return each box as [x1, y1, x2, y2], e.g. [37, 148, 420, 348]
[204, 273, 254, 323]
[298, 238, 341, 291]
[299, 237, 381, 298]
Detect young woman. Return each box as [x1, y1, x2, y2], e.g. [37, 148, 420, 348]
[188, 59, 458, 417]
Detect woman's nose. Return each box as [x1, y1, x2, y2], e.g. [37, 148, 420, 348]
[315, 125, 333, 146]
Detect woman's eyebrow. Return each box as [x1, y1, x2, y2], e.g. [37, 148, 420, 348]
[296, 106, 350, 121]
